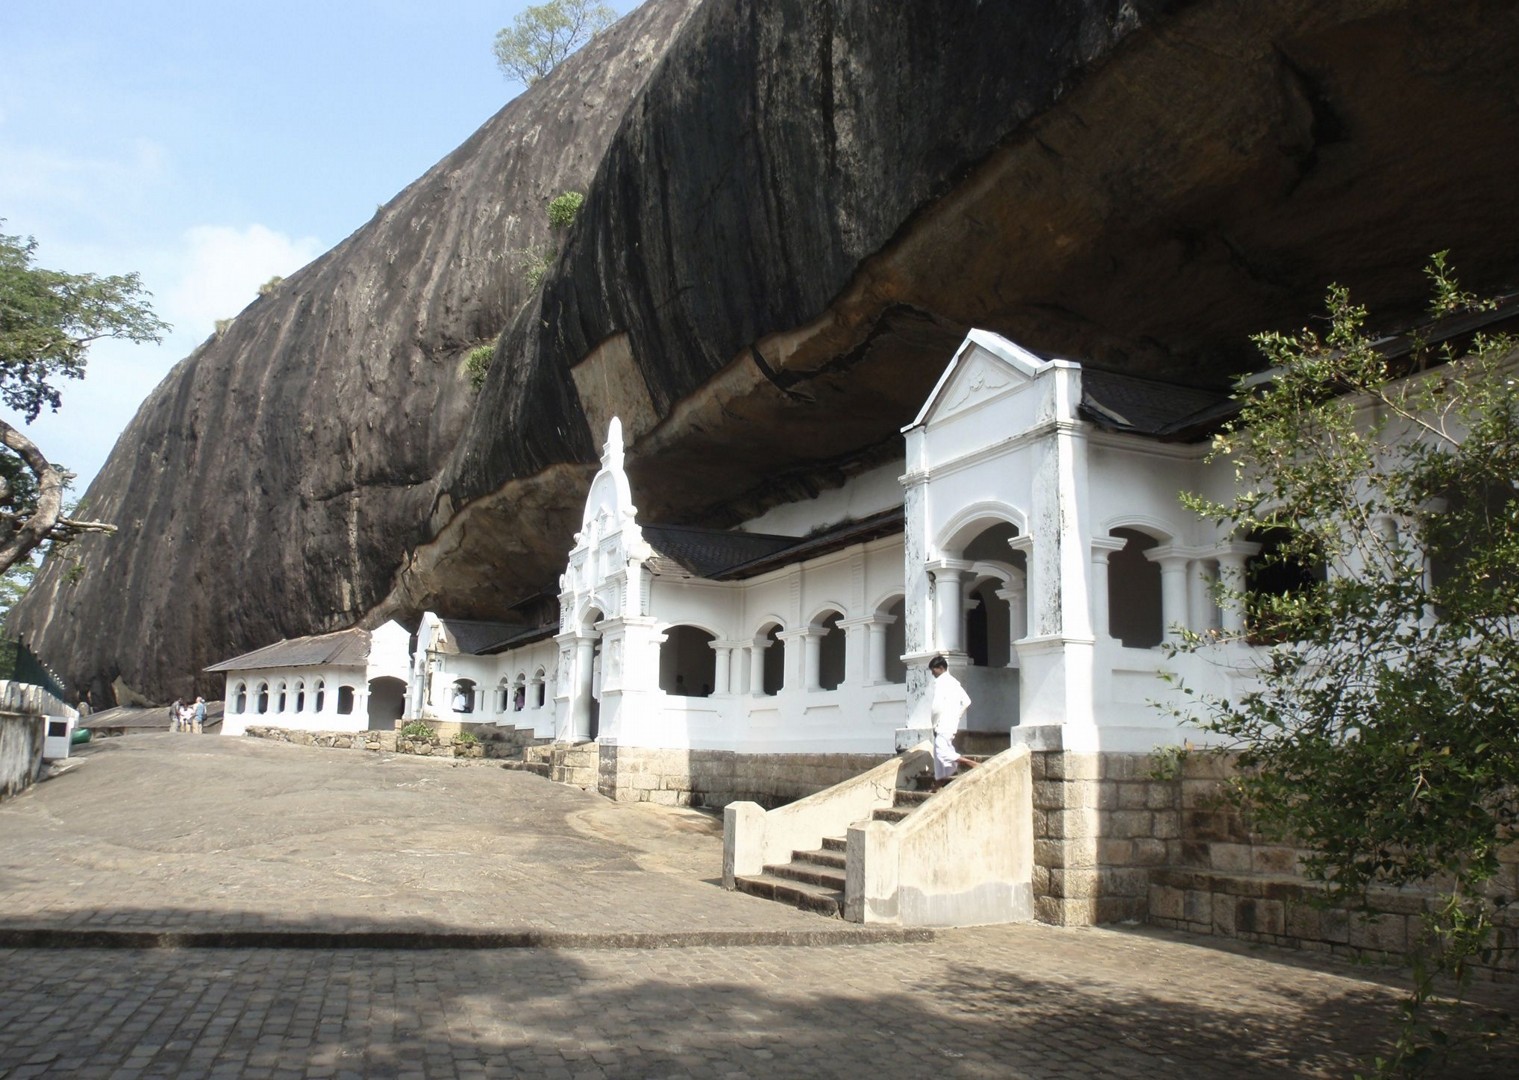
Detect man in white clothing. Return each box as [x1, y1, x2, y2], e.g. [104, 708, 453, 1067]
[928, 654, 977, 791]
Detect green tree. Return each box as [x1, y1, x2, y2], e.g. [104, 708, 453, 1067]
[493, 0, 617, 87]
[0, 554, 35, 623]
[0, 229, 168, 574]
[1175, 255, 1517, 1073]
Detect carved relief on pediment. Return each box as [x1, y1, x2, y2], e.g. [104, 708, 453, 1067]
[937, 349, 1018, 419]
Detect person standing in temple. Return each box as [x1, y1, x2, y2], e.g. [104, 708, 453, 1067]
[928, 655, 977, 791]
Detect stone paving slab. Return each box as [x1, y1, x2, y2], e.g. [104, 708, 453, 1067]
[1, 926, 1516, 1078]
[0, 734, 902, 943]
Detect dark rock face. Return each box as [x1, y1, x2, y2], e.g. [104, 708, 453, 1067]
[10, 0, 703, 705]
[13, 0, 1519, 704]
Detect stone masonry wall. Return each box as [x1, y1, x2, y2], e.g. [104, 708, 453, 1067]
[1031, 747, 1517, 977]
[242, 722, 544, 761]
[1030, 750, 1180, 926]
[597, 745, 891, 809]
[1145, 750, 1519, 979]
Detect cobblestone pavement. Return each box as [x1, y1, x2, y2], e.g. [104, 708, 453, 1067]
[0, 735, 1515, 1077]
[2, 926, 1516, 1079]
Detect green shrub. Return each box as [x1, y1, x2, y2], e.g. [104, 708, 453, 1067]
[547, 191, 584, 228]
[257, 275, 284, 297]
[399, 720, 434, 740]
[454, 730, 480, 747]
[465, 344, 495, 392]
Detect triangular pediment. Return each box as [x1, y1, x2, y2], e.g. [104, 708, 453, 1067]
[907, 329, 1057, 430]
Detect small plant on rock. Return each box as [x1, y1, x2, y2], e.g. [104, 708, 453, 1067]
[547, 190, 584, 229]
[464, 344, 495, 392]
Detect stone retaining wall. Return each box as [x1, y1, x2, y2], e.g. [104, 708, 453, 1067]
[596, 744, 893, 809]
[0, 712, 45, 801]
[1029, 749, 1181, 927]
[241, 722, 545, 760]
[1027, 742, 1517, 976]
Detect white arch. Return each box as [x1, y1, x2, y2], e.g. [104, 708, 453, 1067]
[937, 502, 1028, 554]
[1100, 515, 1177, 544]
[804, 603, 848, 628]
[965, 559, 1021, 591]
[656, 619, 725, 639]
[751, 615, 787, 642]
[577, 599, 610, 630]
[869, 588, 905, 615]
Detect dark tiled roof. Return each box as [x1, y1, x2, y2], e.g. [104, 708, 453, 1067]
[644, 507, 905, 583]
[1078, 369, 1231, 439]
[641, 525, 800, 580]
[716, 508, 905, 580]
[477, 623, 559, 654]
[204, 628, 370, 673]
[438, 619, 534, 656]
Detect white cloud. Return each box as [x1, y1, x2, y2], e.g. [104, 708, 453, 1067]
[160, 223, 323, 337]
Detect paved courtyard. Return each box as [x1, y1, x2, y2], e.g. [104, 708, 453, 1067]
[0, 734, 1514, 1078]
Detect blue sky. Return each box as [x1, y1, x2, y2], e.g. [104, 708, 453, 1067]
[1, 1, 638, 493]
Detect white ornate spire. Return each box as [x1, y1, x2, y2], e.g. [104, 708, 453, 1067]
[602, 416, 624, 471]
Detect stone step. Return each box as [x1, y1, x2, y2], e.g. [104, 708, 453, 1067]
[872, 806, 911, 824]
[732, 873, 843, 918]
[893, 789, 931, 807]
[821, 835, 847, 852]
[792, 847, 845, 870]
[765, 860, 846, 891]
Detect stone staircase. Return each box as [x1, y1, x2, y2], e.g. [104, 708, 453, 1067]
[732, 786, 933, 917]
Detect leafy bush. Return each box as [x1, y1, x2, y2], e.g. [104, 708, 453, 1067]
[465, 345, 495, 392]
[399, 720, 434, 740]
[547, 191, 584, 229]
[454, 730, 480, 747]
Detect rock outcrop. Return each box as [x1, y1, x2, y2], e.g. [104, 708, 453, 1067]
[13, 0, 1519, 704]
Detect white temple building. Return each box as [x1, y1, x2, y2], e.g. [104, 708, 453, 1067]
[211, 329, 1284, 801]
[210, 622, 412, 737]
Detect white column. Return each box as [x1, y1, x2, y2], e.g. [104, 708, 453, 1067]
[836, 616, 876, 687]
[713, 644, 732, 696]
[1212, 541, 1260, 638]
[1089, 537, 1128, 640]
[995, 579, 1027, 651]
[1146, 545, 1193, 643]
[571, 634, 596, 737]
[867, 621, 887, 683]
[1188, 558, 1217, 635]
[803, 630, 823, 692]
[927, 560, 972, 654]
[735, 645, 752, 695]
[749, 640, 768, 697]
[777, 628, 807, 695]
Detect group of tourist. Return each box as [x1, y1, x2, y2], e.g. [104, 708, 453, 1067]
[169, 696, 207, 733]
